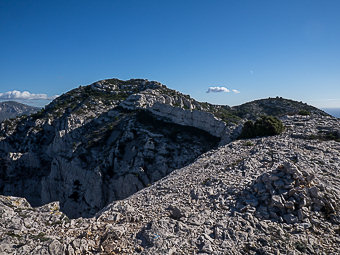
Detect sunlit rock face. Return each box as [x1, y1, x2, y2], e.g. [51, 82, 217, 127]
[0, 79, 226, 218]
[0, 78, 331, 219]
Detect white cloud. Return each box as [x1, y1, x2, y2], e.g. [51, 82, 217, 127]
[206, 86, 230, 93]
[206, 86, 240, 94]
[0, 90, 58, 100]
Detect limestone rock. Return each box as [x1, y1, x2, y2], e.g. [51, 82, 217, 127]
[0, 78, 339, 254]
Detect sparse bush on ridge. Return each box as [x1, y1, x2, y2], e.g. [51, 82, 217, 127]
[243, 141, 254, 146]
[298, 110, 310, 116]
[309, 131, 340, 142]
[239, 115, 285, 139]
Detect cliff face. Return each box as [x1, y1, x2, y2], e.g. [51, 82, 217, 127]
[0, 79, 230, 218]
[0, 78, 332, 220]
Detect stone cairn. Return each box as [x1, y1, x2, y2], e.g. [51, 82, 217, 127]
[241, 162, 338, 224]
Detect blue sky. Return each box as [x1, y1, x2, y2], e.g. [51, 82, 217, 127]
[0, 0, 340, 108]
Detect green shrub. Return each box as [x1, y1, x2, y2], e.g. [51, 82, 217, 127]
[239, 120, 254, 138]
[243, 141, 254, 146]
[324, 131, 340, 141]
[214, 108, 240, 124]
[298, 110, 310, 116]
[308, 131, 340, 142]
[239, 115, 284, 139]
[31, 109, 45, 119]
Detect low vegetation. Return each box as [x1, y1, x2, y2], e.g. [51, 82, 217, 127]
[298, 110, 310, 116]
[239, 115, 285, 139]
[212, 107, 241, 124]
[309, 131, 340, 142]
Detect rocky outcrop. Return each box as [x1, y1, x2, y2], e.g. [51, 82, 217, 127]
[0, 108, 219, 218]
[120, 89, 241, 143]
[0, 79, 227, 218]
[1, 115, 339, 254]
[1, 78, 338, 254]
[240, 161, 339, 224]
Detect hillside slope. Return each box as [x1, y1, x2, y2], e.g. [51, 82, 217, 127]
[0, 114, 339, 254]
[0, 78, 331, 220]
[0, 79, 225, 218]
[232, 97, 327, 119]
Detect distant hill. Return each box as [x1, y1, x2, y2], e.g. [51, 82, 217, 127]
[232, 97, 328, 119]
[0, 101, 40, 122]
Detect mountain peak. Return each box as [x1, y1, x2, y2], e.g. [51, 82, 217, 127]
[90, 78, 165, 93]
[0, 101, 39, 122]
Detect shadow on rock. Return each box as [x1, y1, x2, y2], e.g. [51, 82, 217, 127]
[0, 109, 219, 219]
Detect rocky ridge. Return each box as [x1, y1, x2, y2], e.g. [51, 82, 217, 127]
[1, 78, 322, 219]
[232, 97, 327, 120]
[0, 78, 338, 254]
[0, 79, 224, 218]
[0, 114, 339, 254]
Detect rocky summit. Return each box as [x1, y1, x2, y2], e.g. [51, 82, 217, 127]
[0, 78, 339, 254]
